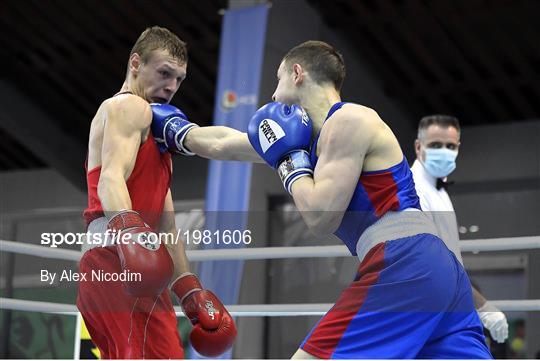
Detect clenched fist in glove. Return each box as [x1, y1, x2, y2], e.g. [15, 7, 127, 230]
[107, 210, 174, 297]
[151, 103, 198, 155]
[171, 273, 237, 356]
[478, 302, 509, 343]
[247, 102, 313, 194]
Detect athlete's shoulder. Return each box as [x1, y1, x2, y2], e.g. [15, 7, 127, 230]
[330, 102, 380, 124]
[325, 103, 382, 138]
[103, 93, 150, 113]
[102, 93, 152, 128]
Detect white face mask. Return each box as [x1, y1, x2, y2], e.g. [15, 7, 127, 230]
[422, 148, 458, 178]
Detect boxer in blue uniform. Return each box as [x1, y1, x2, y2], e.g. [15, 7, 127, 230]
[151, 41, 492, 359]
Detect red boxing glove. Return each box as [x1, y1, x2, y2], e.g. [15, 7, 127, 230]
[171, 273, 237, 357]
[108, 210, 173, 297]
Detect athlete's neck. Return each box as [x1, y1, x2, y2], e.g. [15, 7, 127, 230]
[300, 85, 341, 136]
[119, 79, 146, 100]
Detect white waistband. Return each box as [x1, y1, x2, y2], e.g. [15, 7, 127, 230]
[82, 217, 114, 252]
[356, 209, 438, 263]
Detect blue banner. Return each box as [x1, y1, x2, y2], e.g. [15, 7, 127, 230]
[193, 4, 268, 359]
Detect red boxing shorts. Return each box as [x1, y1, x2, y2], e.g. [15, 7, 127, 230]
[76, 245, 184, 359]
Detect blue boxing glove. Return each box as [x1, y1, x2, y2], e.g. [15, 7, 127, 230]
[151, 103, 198, 155]
[248, 102, 313, 194]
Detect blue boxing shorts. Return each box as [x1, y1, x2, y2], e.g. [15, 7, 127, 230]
[300, 231, 492, 359]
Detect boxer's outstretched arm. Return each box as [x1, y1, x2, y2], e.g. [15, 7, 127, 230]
[291, 110, 372, 235]
[159, 188, 191, 279]
[98, 96, 152, 215]
[184, 126, 264, 162]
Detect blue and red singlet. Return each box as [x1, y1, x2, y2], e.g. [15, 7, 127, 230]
[300, 102, 492, 359]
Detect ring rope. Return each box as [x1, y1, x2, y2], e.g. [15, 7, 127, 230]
[1, 297, 539, 316]
[2, 237, 539, 316]
[1, 236, 539, 262]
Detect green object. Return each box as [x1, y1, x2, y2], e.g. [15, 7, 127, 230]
[2, 287, 77, 359]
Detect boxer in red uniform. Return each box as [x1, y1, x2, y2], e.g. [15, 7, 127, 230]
[77, 26, 236, 359]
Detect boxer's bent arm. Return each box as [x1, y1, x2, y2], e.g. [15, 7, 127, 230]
[159, 188, 191, 279]
[185, 126, 264, 162]
[98, 96, 152, 215]
[472, 286, 488, 309]
[291, 111, 371, 235]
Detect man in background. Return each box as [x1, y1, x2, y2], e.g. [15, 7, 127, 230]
[411, 114, 509, 344]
